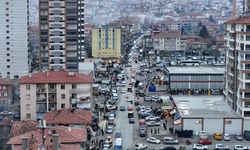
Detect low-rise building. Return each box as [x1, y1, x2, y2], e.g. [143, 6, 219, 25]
[165, 66, 224, 95]
[7, 126, 87, 150]
[0, 79, 13, 106]
[44, 108, 93, 128]
[19, 70, 93, 120]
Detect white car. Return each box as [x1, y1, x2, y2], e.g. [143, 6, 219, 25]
[223, 133, 231, 141]
[192, 144, 208, 150]
[147, 121, 161, 126]
[214, 144, 230, 150]
[233, 145, 248, 150]
[135, 143, 147, 150]
[121, 89, 126, 93]
[199, 131, 208, 140]
[147, 137, 161, 144]
[127, 99, 133, 102]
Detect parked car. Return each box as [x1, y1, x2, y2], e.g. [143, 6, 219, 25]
[144, 96, 152, 101]
[147, 137, 161, 144]
[119, 105, 126, 111]
[192, 144, 208, 150]
[127, 99, 133, 103]
[214, 144, 230, 150]
[135, 143, 147, 150]
[163, 137, 179, 144]
[121, 89, 126, 93]
[147, 121, 161, 126]
[127, 105, 133, 111]
[235, 134, 243, 141]
[214, 133, 222, 140]
[199, 131, 208, 140]
[106, 126, 113, 134]
[106, 135, 113, 145]
[129, 118, 135, 124]
[198, 139, 212, 145]
[244, 130, 250, 141]
[115, 131, 122, 138]
[233, 145, 248, 150]
[223, 133, 231, 141]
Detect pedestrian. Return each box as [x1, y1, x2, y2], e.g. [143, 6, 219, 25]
[158, 128, 160, 133]
[151, 128, 153, 134]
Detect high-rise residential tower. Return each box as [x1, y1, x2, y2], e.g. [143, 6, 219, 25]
[0, 1, 29, 79]
[39, 0, 85, 71]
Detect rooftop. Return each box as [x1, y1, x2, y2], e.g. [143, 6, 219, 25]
[173, 96, 240, 118]
[20, 70, 93, 84]
[0, 78, 13, 85]
[166, 66, 225, 74]
[153, 30, 181, 38]
[225, 15, 250, 24]
[44, 108, 93, 126]
[10, 120, 38, 137]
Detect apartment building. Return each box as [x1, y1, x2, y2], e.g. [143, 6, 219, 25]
[39, 0, 85, 72]
[224, 15, 250, 129]
[19, 70, 93, 120]
[0, 0, 29, 79]
[0, 79, 13, 106]
[91, 27, 121, 59]
[153, 30, 181, 56]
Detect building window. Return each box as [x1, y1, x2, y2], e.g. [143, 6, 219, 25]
[61, 103, 65, 109]
[26, 94, 30, 100]
[26, 113, 31, 119]
[7, 53, 10, 56]
[7, 65, 10, 68]
[3, 92, 7, 97]
[7, 48, 10, 51]
[26, 85, 30, 90]
[72, 84, 77, 89]
[2, 86, 6, 90]
[61, 94, 65, 99]
[26, 104, 31, 110]
[61, 84, 65, 89]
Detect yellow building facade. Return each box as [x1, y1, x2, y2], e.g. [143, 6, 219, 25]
[92, 28, 121, 59]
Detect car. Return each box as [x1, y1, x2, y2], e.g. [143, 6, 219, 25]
[146, 115, 160, 122]
[147, 137, 161, 144]
[192, 144, 208, 150]
[121, 89, 126, 93]
[199, 131, 208, 140]
[144, 96, 152, 101]
[223, 133, 231, 141]
[159, 146, 177, 150]
[244, 130, 250, 141]
[214, 144, 230, 150]
[235, 134, 243, 141]
[129, 118, 135, 124]
[127, 105, 133, 111]
[198, 139, 212, 145]
[135, 143, 147, 150]
[109, 114, 115, 120]
[119, 105, 125, 111]
[163, 137, 179, 144]
[106, 135, 113, 144]
[233, 145, 248, 150]
[147, 121, 161, 126]
[151, 96, 162, 102]
[214, 133, 223, 140]
[115, 131, 122, 138]
[106, 126, 113, 134]
[103, 140, 110, 148]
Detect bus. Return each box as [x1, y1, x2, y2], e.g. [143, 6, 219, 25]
[114, 138, 122, 150]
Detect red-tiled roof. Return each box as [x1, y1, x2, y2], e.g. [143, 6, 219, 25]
[0, 78, 13, 85]
[44, 108, 93, 126]
[153, 30, 181, 38]
[12, 144, 81, 150]
[10, 120, 38, 137]
[8, 126, 87, 145]
[20, 70, 93, 84]
[0, 118, 13, 126]
[225, 15, 250, 24]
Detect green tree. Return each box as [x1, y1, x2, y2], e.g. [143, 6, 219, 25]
[199, 25, 209, 39]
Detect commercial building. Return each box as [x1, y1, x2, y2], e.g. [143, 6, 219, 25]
[19, 70, 93, 120]
[165, 66, 224, 95]
[39, 0, 85, 71]
[91, 27, 121, 59]
[0, 0, 29, 79]
[172, 96, 243, 135]
[0, 79, 13, 106]
[153, 30, 181, 56]
[224, 15, 250, 129]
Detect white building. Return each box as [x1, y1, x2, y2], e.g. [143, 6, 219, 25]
[0, 0, 29, 79]
[224, 15, 250, 130]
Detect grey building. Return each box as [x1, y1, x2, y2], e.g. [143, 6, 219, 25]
[39, 0, 85, 71]
[165, 66, 224, 95]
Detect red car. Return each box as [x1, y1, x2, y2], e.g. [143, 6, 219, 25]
[198, 139, 212, 145]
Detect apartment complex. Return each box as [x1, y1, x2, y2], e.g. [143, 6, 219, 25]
[92, 28, 121, 59]
[224, 16, 250, 127]
[0, 79, 13, 106]
[19, 70, 93, 120]
[39, 0, 85, 72]
[153, 30, 181, 55]
[0, 0, 29, 79]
